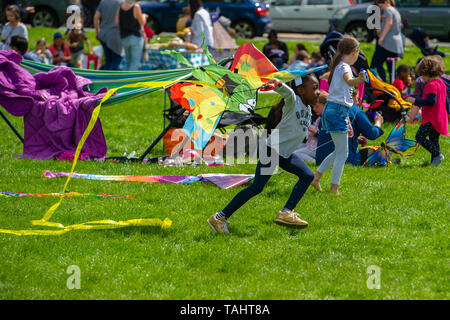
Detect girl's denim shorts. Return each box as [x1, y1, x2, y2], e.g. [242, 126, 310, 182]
[321, 101, 350, 133]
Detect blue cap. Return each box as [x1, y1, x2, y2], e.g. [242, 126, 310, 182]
[53, 32, 63, 39]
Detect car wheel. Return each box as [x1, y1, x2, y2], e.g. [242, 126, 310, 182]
[232, 20, 255, 39]
[346, 22, 373, 43]
[32, 8, 58, 28]
[146, 16, 161, 34]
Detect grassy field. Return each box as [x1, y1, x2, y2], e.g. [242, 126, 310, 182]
[0, 28, 448, 300]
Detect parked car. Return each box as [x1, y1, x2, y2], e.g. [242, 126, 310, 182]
[269, 0, 353, 34]
[329, 0, 450, 42]
[139, 0, 272, 39]
[18, 0, 81, 28]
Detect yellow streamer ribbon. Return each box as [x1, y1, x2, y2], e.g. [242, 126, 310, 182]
[0, 218, 172, 236]
[0, 79, 217, 236]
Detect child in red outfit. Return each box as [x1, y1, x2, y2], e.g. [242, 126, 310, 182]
[407, 56, 449, 166]
[392, 64, 412, 98]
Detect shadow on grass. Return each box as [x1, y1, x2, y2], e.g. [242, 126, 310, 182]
[397, 161, 431, 169]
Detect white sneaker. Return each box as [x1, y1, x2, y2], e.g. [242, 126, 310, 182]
[431, 154, 444, 166]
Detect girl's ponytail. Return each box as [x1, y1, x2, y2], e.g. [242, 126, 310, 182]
[327, 35, 360, 85]
[327, 52, 343, 85]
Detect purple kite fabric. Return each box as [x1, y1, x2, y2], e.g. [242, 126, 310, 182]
[0, 50, 108, 160]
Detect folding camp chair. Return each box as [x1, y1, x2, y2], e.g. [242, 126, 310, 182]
[0, 109, 23, 143]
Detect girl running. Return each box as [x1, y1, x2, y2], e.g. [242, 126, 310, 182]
[208, 75, 320, 234]
[311, 35, 365, 195]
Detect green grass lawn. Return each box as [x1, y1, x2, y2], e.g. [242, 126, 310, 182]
[0, 28, 448, 300]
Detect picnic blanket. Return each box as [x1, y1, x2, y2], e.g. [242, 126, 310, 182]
[120, 47, 210, 71]
[0, 50, 107, 160]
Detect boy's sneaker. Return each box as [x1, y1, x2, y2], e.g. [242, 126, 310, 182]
[274, 210, 308, 229]
[431, 154, 444, 166]
[208, 214, 230, 234]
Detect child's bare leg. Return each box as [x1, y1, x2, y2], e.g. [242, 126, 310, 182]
[311, 171, 323, 191]
[330, 183, 340, 195]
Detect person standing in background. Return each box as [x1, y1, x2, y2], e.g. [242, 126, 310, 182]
[370, 0, 404, 83]
[66, 22, 93, 68]
[115, 0, 147, 71]
[189, 0, 214, 49]
[94, 0, 123, 70]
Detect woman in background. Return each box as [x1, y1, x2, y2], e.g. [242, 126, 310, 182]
[94, 0, 122, 70]
[370, 0, 404, 83]
[189, 0, 214, 49]
[115, 0, 147, 71]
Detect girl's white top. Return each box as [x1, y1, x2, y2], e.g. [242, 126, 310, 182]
[267, 82, 312, 158]
[327, 61, 354, 107]
[191, 8, 214, 48]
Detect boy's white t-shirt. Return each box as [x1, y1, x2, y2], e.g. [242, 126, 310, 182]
[267, 83, 312, 158]
[327, 61, 354, 107]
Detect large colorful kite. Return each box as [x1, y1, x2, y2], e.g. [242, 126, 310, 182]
[169, 41, 327, 149]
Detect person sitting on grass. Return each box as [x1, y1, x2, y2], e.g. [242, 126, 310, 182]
[309, 51, 326, 78]
[315, 86, 385, 167]
[288, 50, 310, 71]
[422, 31, 449, 58]
[48, 32, 72, 66]
[289, 43, 308, 65]
[9, 35, 42, 63]
[263, 30, 289, 69]
[208, 75, 320, 234]
[294, 90, 327, 163]
[32, 38, 53, 65]
[392, 64, 413, 98]
[406, 55, 448, 166]
[176, 6, 192, 39]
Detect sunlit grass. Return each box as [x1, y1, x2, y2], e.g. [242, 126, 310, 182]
[0, 28, 448, 300]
